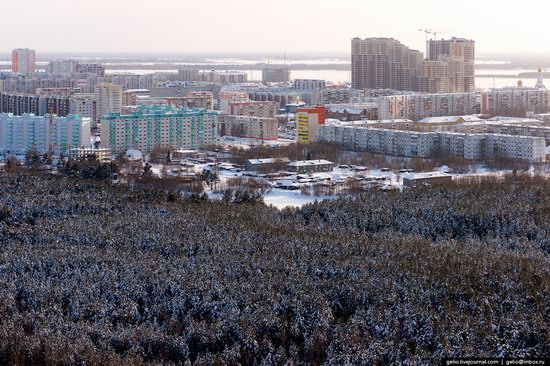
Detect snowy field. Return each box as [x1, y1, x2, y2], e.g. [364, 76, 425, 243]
[262, 189, 336, 209]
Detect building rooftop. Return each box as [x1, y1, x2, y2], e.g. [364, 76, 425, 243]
[288, 159, 334, 167]
[487, 116, 542, 123]
[402, 171, 451, 180]
[246, 158, 290, 165]
[418, 115, 482, 123]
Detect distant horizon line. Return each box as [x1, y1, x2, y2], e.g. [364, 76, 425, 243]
[0, 50, 549, 57]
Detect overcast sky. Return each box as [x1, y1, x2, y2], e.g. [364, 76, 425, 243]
[2, 0, 549, 55]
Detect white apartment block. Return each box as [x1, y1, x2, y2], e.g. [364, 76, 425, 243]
[316, 124, 546, 162]
[220, 115, 278, 141]
[481, 89, 550, 116]
[321, 89, 365, 104]
[100, 106, 218, 154]
[378, 93, 479, 121]
[0, 113, 91, 156]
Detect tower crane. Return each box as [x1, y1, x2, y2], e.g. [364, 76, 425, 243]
[418, 28, 452, 42]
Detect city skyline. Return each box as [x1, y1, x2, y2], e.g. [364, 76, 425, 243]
[2, 0, 550, 54]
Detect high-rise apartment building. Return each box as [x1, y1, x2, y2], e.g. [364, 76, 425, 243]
[167, 91, 214, 110]
[95, 83, 122, 120]
[378, 93, 479, 121]
[416, 60, 450, 94]
[178, 67, 200, 82]
[11, 49, 36, 74]
[70, 94, 97, 124]
[219, 91, 250, 113]
[296, 106, 326, 143]
[46, 60, 78, 75]
[481, 88, 550, 116]
[228, 101, 278, 118]
[351, 38, 423, 91]
[427, 37, 475, 92]
[100, 106, 218, 153]
[0, 113, 91, 155]
[75, 63, 106, 77]
[352, 37, 476, 93]
[0, 93, 72, 117]
[428, 37, 475, 62]
[262, 65, 291, 83]
[198, 71, 248, 84]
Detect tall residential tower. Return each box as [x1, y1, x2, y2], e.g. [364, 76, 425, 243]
[351, 36, 475, 93]
[351, 38, 423, 91]
[11, 49, 36, 74]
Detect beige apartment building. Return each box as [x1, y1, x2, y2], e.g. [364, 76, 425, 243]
[352, 37, 476, 93]
[219, 115, 278, 141]
[95, 83, 122, 120]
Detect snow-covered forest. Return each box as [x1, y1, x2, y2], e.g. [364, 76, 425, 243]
[0, 173, 549, 365]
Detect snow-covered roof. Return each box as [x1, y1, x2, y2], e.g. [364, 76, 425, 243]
[402, 171, 451, 180]
[288, 159, 334, 167]
[246, 158, 290, 165]
[125, 89, 150, 93]
[327, 107, 367, 114]
[487, 116, 541, 123]
[126, 149, 143, 160]
[418, 116, 481, 123]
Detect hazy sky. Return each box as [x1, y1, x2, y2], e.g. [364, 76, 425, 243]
[2, 0, 550, 55]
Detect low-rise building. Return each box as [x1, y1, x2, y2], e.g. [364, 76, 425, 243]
[403, 172, 453, 187]
[287, 159, 334, 174]
[172, 149, 207, 161]
[69, 147, 112, 163]
[245, 157, 290, 172]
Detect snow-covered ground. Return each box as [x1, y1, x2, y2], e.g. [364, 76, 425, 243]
[263, 189, 336, 209]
